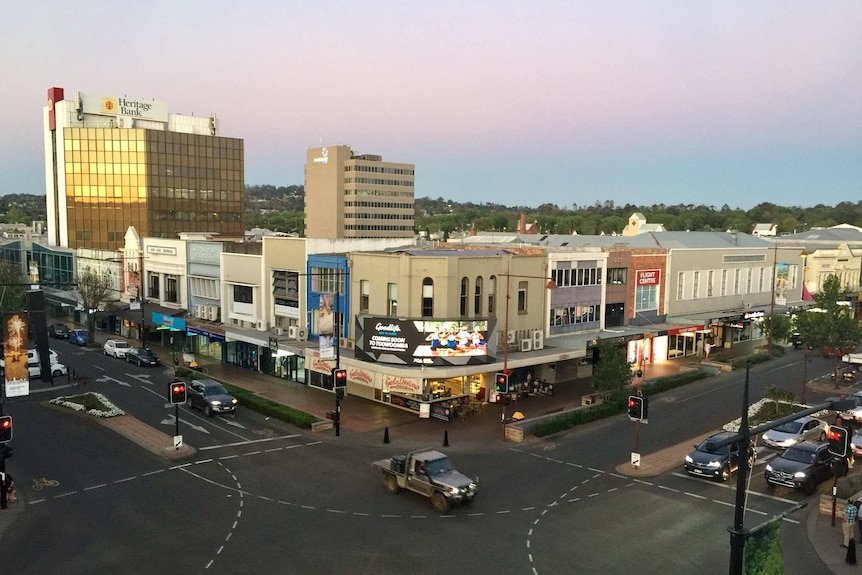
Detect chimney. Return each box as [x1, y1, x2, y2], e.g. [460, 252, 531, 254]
[519, 213, 526, 234]
[470, 223, 476, 236]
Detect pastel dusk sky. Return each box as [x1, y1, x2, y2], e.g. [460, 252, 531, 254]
[2, 1, 860, 210]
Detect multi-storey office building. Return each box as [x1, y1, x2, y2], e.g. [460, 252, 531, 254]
[43, 87, 245, 252]
[304, 145, 414, 239]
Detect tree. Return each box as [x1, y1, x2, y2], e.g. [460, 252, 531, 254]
[591, 338, 634, 394]
[0, 261, 26, 319]
[761, 313, 793, 350]
[76, 267, 115, 336]
[795, 274, 862, 378]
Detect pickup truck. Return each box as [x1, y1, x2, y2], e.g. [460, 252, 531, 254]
[372, 448, 478, 512]
[842, 353, 862, 370]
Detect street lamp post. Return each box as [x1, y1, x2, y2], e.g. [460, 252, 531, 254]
[500, 264, 556, 438]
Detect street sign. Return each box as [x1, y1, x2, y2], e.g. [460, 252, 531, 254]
[631, 452, 640, 467]
[174, 435, 183, 449]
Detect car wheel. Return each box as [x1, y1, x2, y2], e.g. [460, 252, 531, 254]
[802, 479, 816, 496]
[204, 405, 213, 417]
[431, 492, 450, 513]
[819, 431, 827, 442]
[384, 474, 400, 493]
[104, 350, 108, 355]
[137, 358, 142, 366]
[52, 369, 63, 377]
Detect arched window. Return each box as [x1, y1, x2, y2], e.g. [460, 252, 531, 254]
[460, 277, 469, 316]
[488, 275, 496, 315]
[422, 277, 434, 317]
[474, 276, 483, 315]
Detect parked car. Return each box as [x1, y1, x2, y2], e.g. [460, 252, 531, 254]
[764, 441, 834, 495]
[838, 390, 862, 422]
[850, 428, 862, 458]
[0, 357, 68, 379]
[186, 378, 238, 417]
[684, 431, 756, 482]
[126, 347, 159, 366]
[103, 339, 132, 359]
[48, 323, 70, 338]
[760, 416, 828, 449]
[69, 329, 92, 346]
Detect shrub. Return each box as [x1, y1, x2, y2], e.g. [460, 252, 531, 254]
[731, 353, 772, 369]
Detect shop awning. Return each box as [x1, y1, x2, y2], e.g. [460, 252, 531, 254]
[43, 287, 84, 308]
[117, 303, 186, 328]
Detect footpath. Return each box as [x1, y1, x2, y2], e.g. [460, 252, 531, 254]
[2, 335, 860, 573]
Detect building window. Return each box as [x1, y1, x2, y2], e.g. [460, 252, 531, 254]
[707, 270, 714, 297]
[517, 281, 527, 314]
[421, 278, 433, 318]
[165, 276, 179, 303]
[147, 274, 160, 300]
[677, 272, 684, 300]
[474, 276, 483, 315]
[360, 279, 370, 313]
[692, 271, 700, 299]
[607, 268, 627, 284]
[234, 284, 253, 304]
[387, 283, 397, 316]
[635, 284, 658, 312]
[746, 268, 753, 294]
[733, 269, 741, 295]
[488, 275, 496, 316]
[460, 277, 469, 316]
[721, 269, 728, 296]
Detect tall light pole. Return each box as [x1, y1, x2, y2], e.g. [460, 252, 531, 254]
[767, 242, 778, 356]
[500, 263, 556, 436]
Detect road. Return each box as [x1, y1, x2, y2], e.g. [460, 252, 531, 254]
[0, 342, 848, 573]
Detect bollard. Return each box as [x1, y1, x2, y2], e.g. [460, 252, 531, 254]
[443, 430, 449, 448]
[383, 427, 390, 444]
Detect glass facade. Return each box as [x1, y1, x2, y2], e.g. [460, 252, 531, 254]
[62, 127, 244, 250]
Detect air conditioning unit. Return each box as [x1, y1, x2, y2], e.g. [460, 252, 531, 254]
[194, 304, 204, 318]
[275, 327, 284, 336]
[206, 306, 219, 321]
[296, 327, 308, 341]
[520, 339, 533, 352]
[532, 330, 544, 350]
[507, 330, 517, 344]
[288, 326, 299, 339]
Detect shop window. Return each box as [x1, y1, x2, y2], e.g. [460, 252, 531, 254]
[517, 281, 527, 314]
[474, 276, 483, 315]
[488, 275, 496, 315]
[360, 279, 370, 313]
[607, 268, 627, 285]
[387, 283, 398, 316]
[460, 277, 469, 316]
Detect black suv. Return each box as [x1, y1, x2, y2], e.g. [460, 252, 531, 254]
[684, 431, 756, 482]
[764, 441, 833, 495]
[48, 323, 70, 338]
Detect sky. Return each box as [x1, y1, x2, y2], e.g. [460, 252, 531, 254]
[2, 1, 860, 210]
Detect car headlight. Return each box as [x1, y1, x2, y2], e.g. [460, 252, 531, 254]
[449, 487, 461, 495]
[765, 464, 773, 472]
[211, 400, 222, 406]
[794, 471, 807, 479]
[231, 399, 238, 405]
[685, 456, 694, 464]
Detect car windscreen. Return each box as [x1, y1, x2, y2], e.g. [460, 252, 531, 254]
[425, 458, 453, 475]
[773, 421, 804, 434]
[696, 438, 730, 454]
[205, 383, 229, 395]
[782, 448, 817, 464]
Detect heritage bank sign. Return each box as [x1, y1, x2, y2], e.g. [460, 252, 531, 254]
[82, 92, 169, 123]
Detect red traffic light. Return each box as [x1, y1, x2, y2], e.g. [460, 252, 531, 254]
[0, 415, 11, 442]
[495, 373, 509, 393]
[332, 368, 347, 388]
[827, 426, 849, 457]
[169, 382, 187, 404]
[627, 395, 647, 421]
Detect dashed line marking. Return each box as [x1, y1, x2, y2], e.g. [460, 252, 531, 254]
[84, 483, 107, 491]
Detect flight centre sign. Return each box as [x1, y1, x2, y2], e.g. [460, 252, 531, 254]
[354, 317, 497, 366]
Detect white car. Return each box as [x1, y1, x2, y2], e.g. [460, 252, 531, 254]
[839, 390, 862, 422]
[0, 358, 68, 379]
[103, 339, 132, 359]
[760, 416, 828, 449]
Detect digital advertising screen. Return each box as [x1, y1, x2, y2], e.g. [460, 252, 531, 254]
[354, 317, 497, 366]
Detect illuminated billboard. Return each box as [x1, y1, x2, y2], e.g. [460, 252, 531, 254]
[355, 317, 497, 366]
[4, 312, 30, 397]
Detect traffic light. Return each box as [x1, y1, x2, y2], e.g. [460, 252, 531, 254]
[827, 426, 849, 457]
[169, 381, 187, 405]
[627, 395, 647, 421]
[495, 373, 509, 393]
[0, 416, 11, 442]
[332, 368, 347, 388]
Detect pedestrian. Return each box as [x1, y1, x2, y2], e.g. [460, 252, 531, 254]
[843, 498, 857, 548]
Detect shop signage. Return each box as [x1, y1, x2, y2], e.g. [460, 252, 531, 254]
[355, 316, 497, 366]
[389, 394, 421, 412]
[384, 375, 422, 394]
[668, 325, 704, 335]
[636, 269, 661, 286]
[743, 311, 764, 320]
[430, 402, 453, 422]
[348, 367, 374, 385]
[82, 92, 169, 122]
[308, 353, 336, 375]
[147, 245, 177, 256]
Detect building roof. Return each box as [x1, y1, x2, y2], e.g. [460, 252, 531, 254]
[516, 231, 769, 250]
